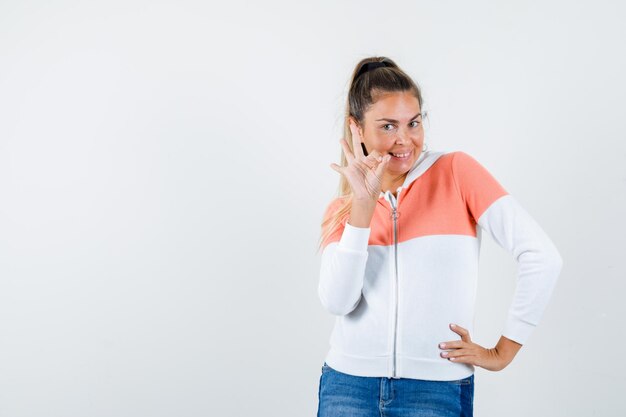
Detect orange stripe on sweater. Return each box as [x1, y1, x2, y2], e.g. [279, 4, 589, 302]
[321, 152, 508, 248]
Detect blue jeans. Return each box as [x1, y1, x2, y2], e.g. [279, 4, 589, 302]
[317, 362, 474, 417]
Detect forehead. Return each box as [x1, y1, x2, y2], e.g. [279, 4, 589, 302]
[366, 91, 421, 121]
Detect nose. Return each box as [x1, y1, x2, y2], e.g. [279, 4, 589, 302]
[395, 129, 410, 144]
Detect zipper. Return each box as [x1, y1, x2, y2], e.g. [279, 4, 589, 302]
[385, 187, 402, 379]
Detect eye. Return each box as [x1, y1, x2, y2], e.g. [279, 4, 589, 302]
[410, 120, 421, 127]
[382, 124, 395, 131]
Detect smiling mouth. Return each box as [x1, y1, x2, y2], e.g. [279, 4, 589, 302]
[389, 149, 413, 159]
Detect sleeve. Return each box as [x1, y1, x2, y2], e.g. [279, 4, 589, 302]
[318, 199, 371, 316]
[451, 151, 564, 345]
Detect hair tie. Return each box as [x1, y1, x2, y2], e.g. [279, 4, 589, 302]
[355, 61, 390, 80]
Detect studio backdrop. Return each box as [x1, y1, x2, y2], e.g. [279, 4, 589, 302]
[0, 1, 624, 416]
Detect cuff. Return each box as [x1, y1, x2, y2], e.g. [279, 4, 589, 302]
[338, 222, 371, 253]
[502, 314, 537, 345]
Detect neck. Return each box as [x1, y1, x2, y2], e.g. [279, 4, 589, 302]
[381, 172, 407, 194]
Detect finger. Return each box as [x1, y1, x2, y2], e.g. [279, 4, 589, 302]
[361, 152, 382, 170]
[367, 149, 384, 162]
[438, 341, 462, 349]
[339, 138, 355, 163]
[349, 120, 365, 158]
[357, 149, 384, 170]
[440, 348, 470, 359]
[447, 355, 472, 363]
[450, 323, 472, 342]
[374, 154, 391, 178]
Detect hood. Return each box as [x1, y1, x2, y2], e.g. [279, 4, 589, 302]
[379, 149, 447, 198]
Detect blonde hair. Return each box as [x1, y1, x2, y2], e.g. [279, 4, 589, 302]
[317, 56, 424, 252]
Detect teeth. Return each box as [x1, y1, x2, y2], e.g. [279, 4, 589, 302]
[392, 152, 410, 158]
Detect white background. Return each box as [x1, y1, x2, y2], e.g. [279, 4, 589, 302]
[1, 1, 624, 416]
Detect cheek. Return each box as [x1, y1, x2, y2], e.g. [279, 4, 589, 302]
[368, 134, 393, 150]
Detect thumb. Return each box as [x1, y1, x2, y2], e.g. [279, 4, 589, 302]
[330, 163, 343, 174]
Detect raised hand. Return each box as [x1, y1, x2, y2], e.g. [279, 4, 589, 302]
[330, 119, 391, 202]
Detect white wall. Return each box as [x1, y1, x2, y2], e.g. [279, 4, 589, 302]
[0, 1, 624, 416]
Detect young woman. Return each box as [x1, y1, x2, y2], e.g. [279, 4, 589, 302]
[316, 57, 563, 417]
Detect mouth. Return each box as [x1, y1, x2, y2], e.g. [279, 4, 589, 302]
[388, 149, 413, 160]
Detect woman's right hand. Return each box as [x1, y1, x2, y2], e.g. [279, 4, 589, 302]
[330, 119, 391, 202]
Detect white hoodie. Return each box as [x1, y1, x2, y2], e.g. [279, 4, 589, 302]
[318, 150, 563, 381]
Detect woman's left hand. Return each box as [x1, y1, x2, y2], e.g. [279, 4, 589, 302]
[438, 323, 510, 372]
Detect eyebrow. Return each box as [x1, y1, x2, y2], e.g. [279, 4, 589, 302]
[375, 112, 421, 122]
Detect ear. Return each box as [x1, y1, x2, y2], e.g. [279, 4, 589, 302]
[349, 116, 363, 131]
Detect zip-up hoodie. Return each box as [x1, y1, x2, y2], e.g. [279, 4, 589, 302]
[318, 150, 563, 381]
